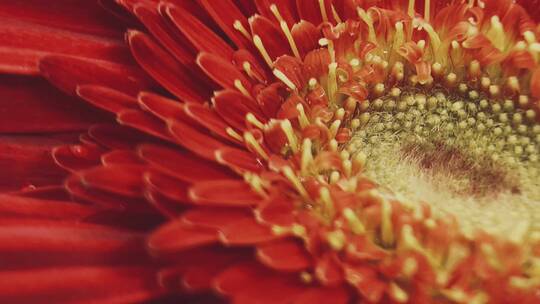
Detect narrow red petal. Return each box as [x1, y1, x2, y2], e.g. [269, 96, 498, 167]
[148, 221, 218, 255]
[189, 180, 261, 206]
[138, 144, 234, 183]
[197, 52, 252, 92]
[77, 85, 137, 114]
[257, 239, 312, 271]
[165, 4, 234, 59]
[127, 30, 208, 103]
[80, 165, 146, 198]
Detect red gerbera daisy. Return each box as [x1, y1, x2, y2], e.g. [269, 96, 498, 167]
[1, 0, 540, 303]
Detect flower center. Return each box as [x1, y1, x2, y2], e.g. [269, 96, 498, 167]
[348, 87, 540, 239]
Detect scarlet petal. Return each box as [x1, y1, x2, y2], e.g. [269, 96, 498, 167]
[181, 207, 253, 229]
[255, 0, 298, 27]
[81, 165, 146, 198]
[216, 147, 264, 173]
[0, 195, 98, 221]
[88, 124, 158, 150]
[0, 220, 147, 268]
[219, 217, 277, 245]
[127, 30, 207, 103]
[77, 85, 137, 114]
[213, 90, 265, 131]
[189, 180, 261, 206]
[138, 144, 234, 183]
[296, 0, 334, 24]
[257, 239, 312, 271]
[249, 15, 289, 60]
[168, 119, 226, 160]
[39, 55, 152, 96]
[0, 75, 108, 133]
[52, 144, 104, 172]
[293, 287, 350, 304]
[0, 266, 160, 304]
[117, 109, 174, 141]
[143, 170, 189, 203]
[101, 150, 143, 166]
[197, 52, 252, 92]
[148, 221, 218, 255]
[166, 4, 234, 59]
[184, 102, 240, 144]
[130, 2, 195, 65]
[0, 1, 123, 38]
[0, 20, 131, 75]
[198, 0, 252, 49]
[214, 262, 272, 295]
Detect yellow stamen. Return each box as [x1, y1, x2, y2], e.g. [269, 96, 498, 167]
[390, 282, 409, 303]
[233, 20, 251, 39]
[381, 199, 394, 247]
[269, 4, 284, 22]
[246, 113, 265, 129]
[329, 119, 341, 139]
[280, 119, 299, 153]
[301, 138, 313, 176]
[296, 104, 310, 129]
[331, 5, 342, 23]
[226, 127, 243, 141]
[424, 0, 430, 22]
[328, 62, 338, 103]
[253, 35, 273, 68]
[283, 166, 309, 199]
[407, 0, 415, 18]
[343, 208, 366, 234]
[273, 68, 297, 90]
[234, 79, 250, 97]
[319, 187, 334, 217]
[327, 229, 346, 251]
[279, 21, 301, 59]
[318, 0, 329, 23]
[357, 8, 377, 44]
[244, 131, 269, 160]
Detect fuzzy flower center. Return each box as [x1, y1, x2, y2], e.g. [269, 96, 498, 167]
[348, 88, 540, 240]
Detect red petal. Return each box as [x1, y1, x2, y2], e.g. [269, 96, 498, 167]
[52, 144, 104, 172]
[293, 286, 350, 304]
[168, 119, 226, 160]
[138, 92, 200, 126]
[291, 21, 320, 57]
[80, 165, 146, 198]
[184, 102, 240, 144]
[77, 85, 137, 114]
[296, 0, 335, 24]
[181, 207, 253, 229]
[143, 170, 190, 203]
[130, 2, 195, 65]
[249, 15, 290, 60]
[198, 0, 252, 49]
[88, 124, 159, 150]
[197, 52, 252, 92]
[40, 55, 152, 96]
[255, 0, 298, 27]
[127, 30, 208, 103]
[189, 180, 261, 206]
[0, 195, 98, 221]
[138, 144, 234, 183]
[0, 220, 147, 268]
[219, 217, 278, 245]
[0, 1, 123, 38]
[257, 239, 312, 271]
[101, 150, 143, 166]
[166, 3, 234, 59]
[216, 147, 264, 173]
[117, 109, 174, 141]
[0, 20, 131, 75]
[0, 266, 160, 304]
[214, 262, 272, 296]
[0, 75, 108, 133]
[148, 221, 218, 255]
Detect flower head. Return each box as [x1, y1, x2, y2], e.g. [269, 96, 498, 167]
[2, 0, 540, 303]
